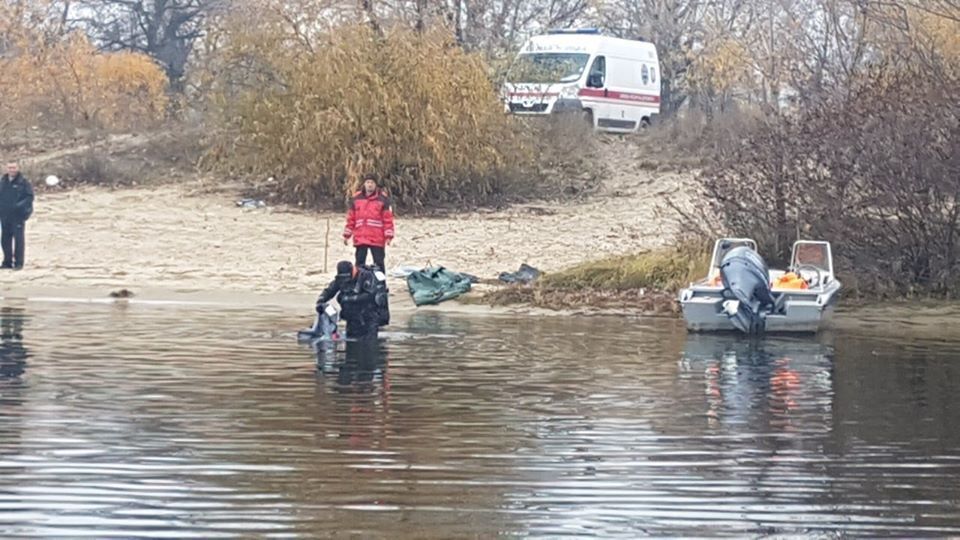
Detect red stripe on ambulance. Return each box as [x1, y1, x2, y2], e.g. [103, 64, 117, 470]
[578, 88, 660, 104]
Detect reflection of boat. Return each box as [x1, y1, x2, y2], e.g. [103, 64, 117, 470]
[681, 332, 835, 365]
[679, 333, 834, 427]
[679, 238, 842, 333]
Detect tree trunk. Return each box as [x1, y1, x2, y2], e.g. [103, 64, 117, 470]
[773, 139, 789, 262]
[360, 0, 383, 37]
[415, 0, 425, 33]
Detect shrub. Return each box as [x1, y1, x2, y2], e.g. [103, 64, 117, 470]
[699, 66, 960, 296]
[204, 14, 536, 210]
[0, 30, 168, 133]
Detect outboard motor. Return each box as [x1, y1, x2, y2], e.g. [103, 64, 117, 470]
[718, 246, 777, 334]
[298, 302, 341, 342]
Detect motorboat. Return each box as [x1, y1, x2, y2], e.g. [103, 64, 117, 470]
[678, 238, 841, 334]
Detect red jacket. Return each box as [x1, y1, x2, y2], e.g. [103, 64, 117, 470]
[343, 190, 395, 247]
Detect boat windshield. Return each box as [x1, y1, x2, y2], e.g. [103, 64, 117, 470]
[793, 243, 831, 272]
[507, 53, 591, 84]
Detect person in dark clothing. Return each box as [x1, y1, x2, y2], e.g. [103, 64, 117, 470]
[315, 261, 381, 340]
[0, 162, 34, 270]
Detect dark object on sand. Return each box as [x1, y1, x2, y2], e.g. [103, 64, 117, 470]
[498, 263, 541, 284]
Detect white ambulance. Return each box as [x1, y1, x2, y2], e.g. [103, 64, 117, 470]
[502, 29, 661, 132]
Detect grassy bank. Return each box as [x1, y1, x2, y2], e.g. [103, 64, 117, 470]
[474, 243, 711, 315]
[473, 239, 957, 316]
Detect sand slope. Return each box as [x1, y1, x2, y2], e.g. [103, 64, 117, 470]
[2, 141, 696, 298]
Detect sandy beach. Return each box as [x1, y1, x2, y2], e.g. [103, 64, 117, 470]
[0, 147, 694, 305]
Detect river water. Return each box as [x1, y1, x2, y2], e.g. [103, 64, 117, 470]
[1, 300, 959, 538]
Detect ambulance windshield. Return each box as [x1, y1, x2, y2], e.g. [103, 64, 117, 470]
[507, 53, 590, 84]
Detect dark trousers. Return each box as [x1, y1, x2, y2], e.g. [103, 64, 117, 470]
[355, 245, 385, 271]
[1, 220, 25, 268]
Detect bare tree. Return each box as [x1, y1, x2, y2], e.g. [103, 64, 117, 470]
[0, 0, 74, 48]
[475, 0, 589, 55]
[69, 0, 225, 91]
[793, 0, 865, 98]
[701, 65, 960, 292]
[852, 0, 960, 82]
[379, 0, 589, 54]
[596, 0, 706, 115]
[895, 0, 960, 22]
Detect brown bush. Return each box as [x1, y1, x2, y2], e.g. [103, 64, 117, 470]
[0, 26, 168, 133]
[698, 66, 960, 297]
[203, 10, 539, 210]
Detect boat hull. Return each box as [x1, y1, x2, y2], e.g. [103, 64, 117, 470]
[679, 282, 841, 334]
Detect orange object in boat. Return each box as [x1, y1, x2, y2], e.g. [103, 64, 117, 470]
[773, 272, 809, 289]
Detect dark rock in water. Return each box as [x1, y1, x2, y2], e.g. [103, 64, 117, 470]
[109, 289, 134, 298]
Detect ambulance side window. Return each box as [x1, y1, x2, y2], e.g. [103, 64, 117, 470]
[587, 56, 605, 88]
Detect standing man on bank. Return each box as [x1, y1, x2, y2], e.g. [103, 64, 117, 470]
[342, 173, 394, 272]
[0, 161, 33, 270]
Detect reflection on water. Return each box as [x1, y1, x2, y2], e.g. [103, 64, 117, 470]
[1, 301, 959, 537]
[0, 306, 29, 492]
[0, 307, 28, 383]
[679, 335, 834, 431]
[315, 338, 389, 392]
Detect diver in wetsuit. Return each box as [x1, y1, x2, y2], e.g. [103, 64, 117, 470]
[315, 261, 384, 340]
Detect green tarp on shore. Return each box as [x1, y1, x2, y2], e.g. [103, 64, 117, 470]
[406, 267, 473, 306]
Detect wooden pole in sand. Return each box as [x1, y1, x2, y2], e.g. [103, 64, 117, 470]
[324, 217, 330, 273]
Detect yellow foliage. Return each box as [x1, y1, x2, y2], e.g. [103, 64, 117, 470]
[205, 3, 534, 209]
[90, 49, 169, 127]
[867, 5, 960, 75]
[0, 9, 168, 132]
[687, 36, 752, 105]
[907, 9, 960, 72]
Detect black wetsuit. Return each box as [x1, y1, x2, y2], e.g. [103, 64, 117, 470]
[316, 268, 380, 340]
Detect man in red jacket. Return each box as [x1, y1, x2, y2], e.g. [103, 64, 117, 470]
[343, 173, 395, 272]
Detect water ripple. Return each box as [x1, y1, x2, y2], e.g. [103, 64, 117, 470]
[1, 303, 959, 537]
